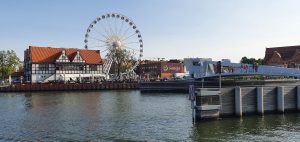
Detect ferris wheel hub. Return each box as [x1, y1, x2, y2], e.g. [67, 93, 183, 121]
[112, 40, 122, 48]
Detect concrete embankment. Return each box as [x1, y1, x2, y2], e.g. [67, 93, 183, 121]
[191, 83, 300, 121]
[219, 85, 300, 116]
[0, 82, 139, 92]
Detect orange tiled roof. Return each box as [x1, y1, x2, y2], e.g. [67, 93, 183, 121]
[29, 46, 102, 64]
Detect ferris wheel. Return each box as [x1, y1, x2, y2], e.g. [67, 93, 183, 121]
[84, 13, 143, 78]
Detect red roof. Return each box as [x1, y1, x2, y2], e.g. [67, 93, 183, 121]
[265, 45, 300, 61]
[28, 46, 102, 64]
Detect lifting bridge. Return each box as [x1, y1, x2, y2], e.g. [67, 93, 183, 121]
[197, 61, 300, 79]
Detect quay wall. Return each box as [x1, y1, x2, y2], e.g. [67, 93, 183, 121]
[219, 85, 300, 116]
[0, 82, 139, 92]
[140, 81, 192, 92]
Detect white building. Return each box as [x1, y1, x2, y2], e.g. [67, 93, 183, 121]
[183, 58, 213, 78]
[24, 46, 104, 83]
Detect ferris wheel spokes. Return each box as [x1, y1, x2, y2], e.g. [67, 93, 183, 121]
[123, 41, 140, 45]
[91, 28, 110, 41]
[84, 13, 143, 79]
[88, 45, 108, 48]
[123, 46, 140, 52]
[89, 36, 107, 43]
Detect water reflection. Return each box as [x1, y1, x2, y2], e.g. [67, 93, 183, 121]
[191, 113, 300, 141]
[24, 93, 32, 109]
[1, 91, 300, 141]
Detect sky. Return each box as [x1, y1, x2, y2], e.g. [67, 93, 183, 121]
[1, 0, 300, 62]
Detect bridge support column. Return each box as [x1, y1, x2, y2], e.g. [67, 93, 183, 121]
[277, 86, 284, 113]
[297, 86, 300, 111]
[235, 87, 242, 117]
[257, 87, 264, 115]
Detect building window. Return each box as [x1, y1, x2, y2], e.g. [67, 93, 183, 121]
[79, 66, 84, 71]
[89, 65, 97, 71]
[38, 64, 49, 71]
[192, 61, 200, 66]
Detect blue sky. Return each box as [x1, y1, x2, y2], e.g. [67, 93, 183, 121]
[1, 0, 300, 62]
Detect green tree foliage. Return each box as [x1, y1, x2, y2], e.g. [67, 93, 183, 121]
[240, 56, 264, 65]
[0, 50, 20, 79]
[108, 47, 135, 76]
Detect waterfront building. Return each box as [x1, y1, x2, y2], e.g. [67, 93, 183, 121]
[264, 45, 300, 68]
[183, 58, 213, 78]
[139, 60, 184, 80]
[24, 46, 103, 83]
[184, 58, 257, 78]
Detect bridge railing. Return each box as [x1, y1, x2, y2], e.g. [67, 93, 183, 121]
[202, 63, 300, 78]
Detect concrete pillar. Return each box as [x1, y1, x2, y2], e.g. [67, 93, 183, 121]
[277, 86, 284, 113]
[297, 86, 300, 110]
[235, 86, 242, 117]
[257, 87, 264, 114]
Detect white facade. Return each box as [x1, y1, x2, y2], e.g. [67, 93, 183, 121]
[184, 58, 300, 78]
[183, 58, 212, 78]
[28, 63, 104, 83]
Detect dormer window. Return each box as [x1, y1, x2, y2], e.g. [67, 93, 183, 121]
[56, 50, 70, 63]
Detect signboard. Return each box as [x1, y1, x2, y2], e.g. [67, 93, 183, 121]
[161, 63, 183, 73]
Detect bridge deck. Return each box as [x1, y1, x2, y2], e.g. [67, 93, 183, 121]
[199, 62, 300, 78]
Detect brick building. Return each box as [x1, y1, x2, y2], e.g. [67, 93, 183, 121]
[264, 45, 300, 67]
[139, 60, 184, 80]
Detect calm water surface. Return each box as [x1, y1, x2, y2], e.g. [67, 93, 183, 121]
[1, 90, 300, 141]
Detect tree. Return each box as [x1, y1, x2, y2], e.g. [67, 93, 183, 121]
[256, 58, 264, 65]
[0, 50, 20, 79]
[108, 47, 135, 77]
[240, 56, 264, 65]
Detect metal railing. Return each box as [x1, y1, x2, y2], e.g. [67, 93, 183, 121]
[202, 64, 300, 78]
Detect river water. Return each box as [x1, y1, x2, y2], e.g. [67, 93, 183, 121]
[1, 90, 300, 141]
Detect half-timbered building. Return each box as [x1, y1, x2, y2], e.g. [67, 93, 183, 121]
[24, 46, 103, 83]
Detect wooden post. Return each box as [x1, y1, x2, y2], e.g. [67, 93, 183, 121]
[257, 87, 264, 114]
[235, 86, 242, 117]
